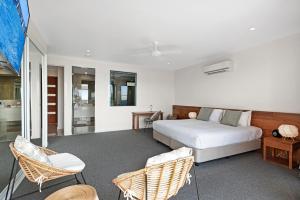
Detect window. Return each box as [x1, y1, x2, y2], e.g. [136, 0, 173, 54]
[79, 84, 89, 101]
[110, 70, 136, 106]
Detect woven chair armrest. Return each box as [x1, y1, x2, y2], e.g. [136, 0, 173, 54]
[39, 147, 57, 155]
[113, 168, 145, 184]
[18, 156, 80, 176]
[113, 168, 146, 199]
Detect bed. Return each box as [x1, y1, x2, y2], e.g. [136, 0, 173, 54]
[153, 119, 262, 164]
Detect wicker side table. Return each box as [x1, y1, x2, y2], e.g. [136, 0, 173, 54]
[45, 185, 99, 200]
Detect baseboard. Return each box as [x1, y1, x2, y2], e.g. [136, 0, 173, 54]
[0, 170, 24, 200]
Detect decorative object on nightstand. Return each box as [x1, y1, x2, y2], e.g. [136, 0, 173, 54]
[272, 129, 282, 138]
[278, 124, 298, 140]
[188, 112, 197, 119]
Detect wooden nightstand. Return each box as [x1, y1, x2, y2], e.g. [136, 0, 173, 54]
[263, 137, 300, 169]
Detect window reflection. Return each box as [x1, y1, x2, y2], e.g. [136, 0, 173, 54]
[72, 67, 95, 134]
[0, 68, 21, 142]
[110, 70, 136, 106]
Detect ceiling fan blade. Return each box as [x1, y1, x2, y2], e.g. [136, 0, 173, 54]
[160, 49, 182, 55]
[126, 47, 152, 56]
[158, 44, 178, 50]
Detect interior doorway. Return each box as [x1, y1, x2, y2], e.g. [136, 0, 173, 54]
[48, 76, 57, 135]
[72, 66, 95, 135]
[48, 66, 64, 136]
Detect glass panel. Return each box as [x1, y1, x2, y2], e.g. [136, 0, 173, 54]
[0, 37, 24, 193]
[72, 66, 95, 135]
[110, 70, 136, 106]
[29, 40, 43, 141]
[0, 70, 21, 142]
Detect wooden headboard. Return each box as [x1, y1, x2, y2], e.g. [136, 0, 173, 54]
[172, 105, 300, 139]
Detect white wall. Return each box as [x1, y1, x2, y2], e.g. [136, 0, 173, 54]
[175, 33, 300, 113]
[48, 55, 175, 134]
[57, 67, 64, 130]
[27, 21, 47, 54]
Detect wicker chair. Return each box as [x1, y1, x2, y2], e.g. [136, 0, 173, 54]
[5, 143, 86, 200]
[113, 155, 195, 200]
[144, 111, 161, 130]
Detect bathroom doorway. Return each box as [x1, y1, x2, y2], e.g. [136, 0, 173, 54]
[72, 66, 95, 135]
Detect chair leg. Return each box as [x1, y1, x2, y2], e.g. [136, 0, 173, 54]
[145, 175, 148, 200]
[5, 158, 16, 200]
[9, 159, 18, 200]
[149, 122, 153, 128]
[80, 172, 87, 184]
[118, 189, 121, 200]
[193, 166, 200, 200]
[11, 177, 76, 199]
[74, 174, 81, 184]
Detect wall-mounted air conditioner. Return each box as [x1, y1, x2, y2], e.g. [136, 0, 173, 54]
[202, 60, 233, 75]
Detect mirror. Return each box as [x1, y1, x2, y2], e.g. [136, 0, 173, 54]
[72, 66, 95, 135]
[110, 70, 136, 106]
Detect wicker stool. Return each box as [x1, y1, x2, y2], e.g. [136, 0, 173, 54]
[45, 185, 99, 200]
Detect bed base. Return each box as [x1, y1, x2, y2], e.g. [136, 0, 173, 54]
[153, 130, 261, 164]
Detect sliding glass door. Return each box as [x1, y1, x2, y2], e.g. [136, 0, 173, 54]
[29, 40, 43, 141]
[72, 67, 95, 134]
[0, 70, 22, 142]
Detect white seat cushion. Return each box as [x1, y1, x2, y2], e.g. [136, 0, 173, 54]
[146, 147, 192, 167]
[48, 153, 85, 171]
[14, 136, 52, 165]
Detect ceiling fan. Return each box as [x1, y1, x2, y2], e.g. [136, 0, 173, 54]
[129, 41, 181, 57]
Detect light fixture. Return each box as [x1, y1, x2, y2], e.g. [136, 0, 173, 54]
[278, 124, 298, 139]
[167, 62, 171, 65]
[188, 112, 197, 119]
[84, 72, 88, 75]
[249, 27, 256, 31]
[85, 49, 91, 57]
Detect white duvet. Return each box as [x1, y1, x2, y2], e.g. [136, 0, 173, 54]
[153, 119, 262, 149]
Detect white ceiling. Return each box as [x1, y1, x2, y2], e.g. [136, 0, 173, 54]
[29, 0, 300, 70]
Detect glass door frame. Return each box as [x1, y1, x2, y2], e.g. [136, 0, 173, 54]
[0, 36, 48, 200]
[23, 37, 48, 146]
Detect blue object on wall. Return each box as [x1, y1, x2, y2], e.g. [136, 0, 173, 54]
[0, 0, 30, 74]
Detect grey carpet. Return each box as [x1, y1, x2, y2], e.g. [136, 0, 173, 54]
[0, 141, 12, 191]
[3, 129, 300, 200]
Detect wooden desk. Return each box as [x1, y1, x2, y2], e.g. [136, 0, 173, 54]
[263, 137, 300, 169]
[132, 111, 163, 130]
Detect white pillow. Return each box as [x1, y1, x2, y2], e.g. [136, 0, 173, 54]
[209, 109, 224, 123]
[146, 147, 192, 167]
[238, 111, 252, 127]
[14, 136, 52, 165]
